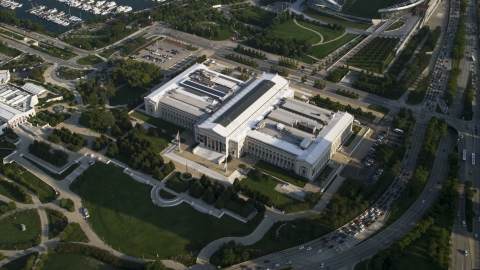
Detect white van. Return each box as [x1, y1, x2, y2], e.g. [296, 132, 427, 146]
[462, 221, 466, 226]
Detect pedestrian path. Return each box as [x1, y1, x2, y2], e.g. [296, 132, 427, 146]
[293, 19, 324, 45]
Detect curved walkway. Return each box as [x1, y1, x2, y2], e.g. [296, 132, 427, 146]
[293, 19, 324, 45]
[317, 31, 348, 45]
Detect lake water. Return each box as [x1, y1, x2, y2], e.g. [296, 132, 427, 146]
[0, 0, 160, 33]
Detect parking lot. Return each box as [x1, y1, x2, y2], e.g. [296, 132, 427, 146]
[132, 38, 195, 76]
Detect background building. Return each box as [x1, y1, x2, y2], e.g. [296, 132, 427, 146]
[145, 64, 354, 181]
[0, 84, 38, 134]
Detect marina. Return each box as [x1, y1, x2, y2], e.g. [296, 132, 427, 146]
[55, 0, 132, 16]
[0, 0, 23, 10]
[0, 0, 160, 33]
[28, 5, 84, 27]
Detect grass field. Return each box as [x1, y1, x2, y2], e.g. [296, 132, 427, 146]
[70, 162, 256, 261]
[255, 160, 307, 187]
[5, 162, 56, 203]
[31, 43, 77, 60]
[300, 54, 318, 64]
[0, 43, 21, 57]
[386, 21, 405, 31]
[108, 85, 147, 106]
[367, 104, 390, 115]
[22, 156, 80, 181]
[0, 28, 24, 40]
[0, 181, 27, 203]
[303, 8, 371, 30]
[0, 210, 41, 247]
[296, 21, 344, 42]
[0, 252, 38, 270]
[130, 111, 185, 134]
[98, 48, 118, 58]
[42, 253, 123, 270]
[240, 177, 298, 210]
[270, 20, 322, 45]
[392, 230, 437, 270]
[60, 222, 89, 243]
[198, 23, 234, 41]
[76, 55, 104, 65]
[342, 0, 398, 18]
[231, 7, 276, 27]
[311, 34, 358, 58]
[343, 134, 357, 147]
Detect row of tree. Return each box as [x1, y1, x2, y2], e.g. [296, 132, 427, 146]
[30, 110, 71, 127]
[0, 10, 58, 37]
[28, 140, 69, 168]
[335, 89, 359, 99]
[444, 67, 461, 106]
[0, 200, 15, 214]
[326, 66, 349, 83]
[49, 127, 87, 152]
[452, 15, 467, 62]
[234, 45, 268, 60]
[461, 80, 474, 120]
[92, 134, 112, 151]
[230, 5, 276, 28]
[0, 178, 32, 203]
[225, 54, 259, 68]
[270, 65, 289, 77]
[278, 56, 299, 69]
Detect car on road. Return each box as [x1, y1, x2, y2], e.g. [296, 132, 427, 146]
[306, 247, 312, 251]
[463, 221, 466, 226]
[285, 261, 292, 265]
[422, 200, 425, 204]
[316, 250, 323, 254]
[264, 260, 270, 263]
[475, 234, 478, 238]
[320, 263, 324, 268]
[298, 246, 304, 250]
[429, 188, 432, 192]
[273, 264, 280, 268]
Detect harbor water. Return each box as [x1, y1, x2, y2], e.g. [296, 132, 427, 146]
[0, 0, 160, 33]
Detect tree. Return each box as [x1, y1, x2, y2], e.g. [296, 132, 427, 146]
[301, 75, 307, 84]
[89, 109, 115, 132]
[221, 248, 236, 266]
[146, 260, 167, 270]
[107, 143, 119, 156]
[202, 187, 216, 204]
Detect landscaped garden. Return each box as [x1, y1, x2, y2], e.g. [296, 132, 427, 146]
[296, 20, 344, 42]
[108, 85, 148, 106]
[230, 5, 276, 28]
[239, 177, 298, 210]
[270, 20, 322, 45]
[41, 252, 124, 270]
[0, 178, 32, 203]
[69, 162, 258, 265]
[98, 47, 118, 58]
[76, 55, 104, 65]
[58, 67, 91, 80]
[310, 33, 359, 58]
[0, 42, 22, 57]
[22, 156, 80, 181]
[255, 160, 307, 187]
[0, 209, 41, 250]
[31, 43, 77, 60]
[347, 37, 400, 73]
[0, 162, 57, 203]
[385, 21, 405, 31]
[303, 8, 371, 30]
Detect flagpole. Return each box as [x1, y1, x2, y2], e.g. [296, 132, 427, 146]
[177, 130, 182, 153]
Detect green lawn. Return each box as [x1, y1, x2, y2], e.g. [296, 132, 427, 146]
[303, 8, 372, 30]
[0, 180, 29, 203]
[296, 21, 345, 42]
[392, 230, 437, 270]
[99, 48, 118, 58]
[130, 111, 185, 134]
[5, 162, 56, 203]
[22, 156, 80, 181]
[300, 54, 318, 64]
[69, 162, 257, 261]
[255, 160, 307, 187]
[342, 0, 398, 18]
[42, 253, 123, 270]
[76, 55, 104, 65]
[240, 177, 298, 210]
[311, 34, 358, 58]
[60, 222, 89, 243]
[386, 21, 405, 31]
[367, 104, 390, 115]
[0, 210, 41, 249]
[30, 43, 77, 60]
[198, 23, 234, 41]
[108, 85, 147, 106]
[0, 43, 21, 57]
[0, 28, 24, 40]
[0, 252, 38, 270]
[343, 134, 357, 147]
[270, 20, 322, 45]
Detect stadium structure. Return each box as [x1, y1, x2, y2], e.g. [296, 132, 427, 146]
[144, 64, 354, 181]
[307, 0, 436, 22]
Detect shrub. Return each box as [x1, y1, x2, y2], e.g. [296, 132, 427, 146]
[59, 198, 75, 212]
